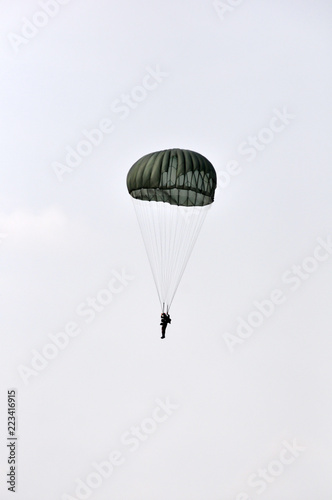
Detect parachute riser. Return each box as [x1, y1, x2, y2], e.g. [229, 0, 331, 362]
[162, 302, 170, 314]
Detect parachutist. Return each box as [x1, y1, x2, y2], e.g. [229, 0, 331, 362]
[160, 313, 171, 339]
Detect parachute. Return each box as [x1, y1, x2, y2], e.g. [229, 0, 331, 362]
[127, 148, 217, 313]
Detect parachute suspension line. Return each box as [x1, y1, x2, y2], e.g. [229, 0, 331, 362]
[167, 205, 210, 310]
[150, 201, 166, 308]
[151, 200, 162, 295]
[168, 205, 210, 310]
[166, 204, 186, 306]
[132, 198, 163, 309]
[165, 200, 181, 308]
[165, 201, 173, 301]
[132, 198, 211, 313]
[127, 148, 217, 313]
[161, 201, 168, 304]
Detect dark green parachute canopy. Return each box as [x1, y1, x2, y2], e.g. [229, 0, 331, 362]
[127, 148, 217, 207]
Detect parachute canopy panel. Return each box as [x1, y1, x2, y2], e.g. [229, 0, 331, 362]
[127, 148, 217, 207]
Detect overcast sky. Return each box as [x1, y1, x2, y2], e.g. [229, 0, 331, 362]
[1, 1, 332, 499]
